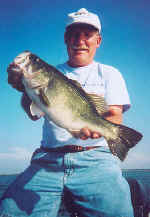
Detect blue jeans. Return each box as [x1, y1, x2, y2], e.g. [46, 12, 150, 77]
[0, 146, 133, 217]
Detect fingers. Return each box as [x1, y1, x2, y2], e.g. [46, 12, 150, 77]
[73, 127, 101, 140]
[91, 132, 101, 139]
[80, 128, 91, 140]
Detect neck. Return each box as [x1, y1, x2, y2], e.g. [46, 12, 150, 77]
[67, 60, 93, 68]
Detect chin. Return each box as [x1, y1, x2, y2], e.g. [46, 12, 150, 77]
[73, 56, 89, 64]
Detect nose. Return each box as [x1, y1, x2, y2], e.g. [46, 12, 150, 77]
[75, 33, 86, 45]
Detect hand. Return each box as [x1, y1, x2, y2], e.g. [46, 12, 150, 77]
[71, 127, 101, 140]
[7, 63, 25, 92]
[21, 93, 40, 121]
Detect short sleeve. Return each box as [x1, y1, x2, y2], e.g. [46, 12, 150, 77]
[102, 66, 131, 112]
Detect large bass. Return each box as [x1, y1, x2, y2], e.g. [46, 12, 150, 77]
[8, 51, 143, 161]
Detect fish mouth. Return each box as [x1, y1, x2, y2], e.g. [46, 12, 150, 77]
[14, 51, 31, 64]
[12, 51, 32, 76]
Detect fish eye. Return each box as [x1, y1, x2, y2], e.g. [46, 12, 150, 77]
[29, 55, 37, 62]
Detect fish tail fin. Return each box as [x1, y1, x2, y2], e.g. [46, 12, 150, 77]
[107, 125, 143, 161]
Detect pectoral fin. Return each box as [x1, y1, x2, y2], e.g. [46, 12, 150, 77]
[30, 102, 45, 117]
[39, 88, 49, 106]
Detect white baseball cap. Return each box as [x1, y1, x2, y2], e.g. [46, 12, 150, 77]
[66, 8, 101, 33]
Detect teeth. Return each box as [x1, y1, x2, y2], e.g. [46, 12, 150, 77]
[72, 46, 88, 50]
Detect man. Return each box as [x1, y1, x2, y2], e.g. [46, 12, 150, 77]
[0, 8, 133, 217]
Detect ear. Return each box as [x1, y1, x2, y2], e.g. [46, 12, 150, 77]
[96, 35, 102, 48]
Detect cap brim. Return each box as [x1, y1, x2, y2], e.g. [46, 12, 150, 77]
[66, 22, 99, 31]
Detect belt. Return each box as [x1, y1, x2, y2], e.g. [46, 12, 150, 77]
[41, 145, 101, 153]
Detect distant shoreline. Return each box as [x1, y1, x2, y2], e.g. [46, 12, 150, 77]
[0, 174, 19, 176]
[122, 169, 150, 171]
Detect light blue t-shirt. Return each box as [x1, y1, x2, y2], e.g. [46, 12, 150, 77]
[41, 61, 131, 148]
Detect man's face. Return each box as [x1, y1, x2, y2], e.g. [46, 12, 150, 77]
[65, 24, 101, 67]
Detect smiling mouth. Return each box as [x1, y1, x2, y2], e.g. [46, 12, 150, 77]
[74, 49, 88, 51]
[71, 46, 88, 52]
[72, 48, 89, 54]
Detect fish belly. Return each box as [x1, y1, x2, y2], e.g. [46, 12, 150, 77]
[46, 101, 114, 139]
[45, 98, 89, 131]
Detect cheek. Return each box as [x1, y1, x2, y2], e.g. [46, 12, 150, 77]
[88, 36, 100, 49]
[88, 43, 98, 54]
[66, 40, 74, 52]
[67, 46, 73, 56]
[67, 37, 74, 46]
[87, 39, 97, 49]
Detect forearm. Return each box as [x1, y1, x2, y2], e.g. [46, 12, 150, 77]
[77, 105, 123, 140]
[103, 105, 123, 124]
[21, 93, 40, 121]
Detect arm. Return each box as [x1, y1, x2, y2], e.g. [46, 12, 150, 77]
[21, 93, 40, 121]
[81, 65, 130, 140]
[103, 105, 123, 124]
[75, 105, 123, 140]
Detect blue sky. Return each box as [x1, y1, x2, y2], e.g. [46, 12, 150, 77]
[0, 0, 150, 174]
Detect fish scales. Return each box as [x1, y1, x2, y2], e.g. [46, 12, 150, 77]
[47, 73, 112, 135]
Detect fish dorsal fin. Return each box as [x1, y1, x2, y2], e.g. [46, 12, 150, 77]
[87, 93, 108, 115]
[69, 79, 83, 89]
[69, 79, 108, 115]
[30, 102, 45, 117]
